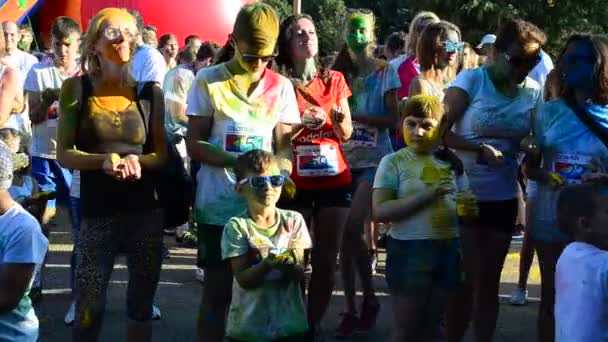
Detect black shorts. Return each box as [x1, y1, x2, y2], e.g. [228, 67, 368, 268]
[197, 224, 231, 270]
[279, 185, 352, 211]
[468, 199, 519, 233]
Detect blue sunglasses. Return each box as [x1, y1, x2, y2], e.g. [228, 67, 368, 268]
[238, 175, 285, 189]
[444, 40, 464, 54]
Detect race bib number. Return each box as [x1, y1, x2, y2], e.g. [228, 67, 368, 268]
[347, 122, 377, 147]
[553, 154, 594, 185]
[296, 144, 341, 177]
[223, 122, 271, 155]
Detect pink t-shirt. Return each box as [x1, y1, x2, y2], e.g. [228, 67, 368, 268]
[397, 55, 420, 99]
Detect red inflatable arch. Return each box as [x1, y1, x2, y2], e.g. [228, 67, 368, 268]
[39, 0, 258, 47]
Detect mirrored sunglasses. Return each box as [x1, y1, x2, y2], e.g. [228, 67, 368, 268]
[103, 26, 138, 41]
[238, 175, 285, 189]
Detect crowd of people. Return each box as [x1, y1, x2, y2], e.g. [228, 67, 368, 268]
[0, 3, 607, 342]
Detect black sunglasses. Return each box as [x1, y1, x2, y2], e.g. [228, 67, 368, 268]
[505, 51, 542, 68]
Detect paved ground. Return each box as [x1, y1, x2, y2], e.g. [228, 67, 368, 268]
[37, 210, 541, 341]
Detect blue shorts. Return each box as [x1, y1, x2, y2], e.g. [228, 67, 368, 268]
[31, 157, 71, 209]
[385, 237, 463, 294]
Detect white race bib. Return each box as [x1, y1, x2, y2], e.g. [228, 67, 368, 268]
[296, 144, 340, 177]
[553, 153, 594, 185]
[347, 122, 377, 147]
[223, 122, 272, 155]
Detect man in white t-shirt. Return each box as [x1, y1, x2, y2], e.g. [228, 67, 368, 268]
[529, 50, 554, 88]
[2, 21, 38, 145]
[129, 11, 167, 84]
[0, 141, 49, 342]
[555, 183, 608, 342]
[25, 17, 80, 225]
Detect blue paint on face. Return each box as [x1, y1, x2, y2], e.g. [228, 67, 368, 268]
[563, 40, 595, 90]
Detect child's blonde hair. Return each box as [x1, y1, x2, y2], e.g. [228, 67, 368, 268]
[399, 95, 444, 122]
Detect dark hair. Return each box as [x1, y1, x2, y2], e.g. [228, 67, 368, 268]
[214, 36, 234, 65]
[494, 19, 546, 53]
[158, 34, 177, 49]
[185, 35, 201, 46]
[196, 41, 218, 61]
[177, 46, 197, 65]
[51, 16, 81, 40]
[416, 22, 452, 71]
[275, 14, 330, 84]
[144, 25, 157, 33]
[556, 34, 608, 105]
[385, 31, 406, 54]
[557, 183, 607, 236]
[234, 150, 276, 182]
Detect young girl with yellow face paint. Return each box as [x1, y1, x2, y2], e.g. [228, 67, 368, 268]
[372, 95, 474, 342]
[332, 9, 400, 338]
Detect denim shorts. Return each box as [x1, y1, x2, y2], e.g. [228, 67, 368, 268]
[385, 237, 463, 294]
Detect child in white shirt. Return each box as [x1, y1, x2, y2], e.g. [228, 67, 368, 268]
[555, 182, 608, 342]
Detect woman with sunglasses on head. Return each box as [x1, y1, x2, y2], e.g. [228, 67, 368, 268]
[331, 9, 400, 338]
[274, 14, 353, 338]
[56, 8, 167, 342]
[441, 21, 462, 86]
[439, 19, 545, 342]
[409, 22, 462, 101]
[523, 34, 608, 342]
[185, 4, 300, 342]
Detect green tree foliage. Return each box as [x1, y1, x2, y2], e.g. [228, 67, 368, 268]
[262, 0, 293, 22]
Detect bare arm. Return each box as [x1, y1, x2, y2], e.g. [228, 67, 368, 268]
[0, 68, 17, 127]
[352, 89, 399, 128]
[331, 98, 353, 142]
[56, 77, 111, 170]
[186, 116, 237, 168]
[167, 99, 189, 128]
[372, 187, 445, 223]
[440, 87, 482, 152]
[408, 77, 426, 97]
[0, 263, 35, 312]
[229, 255, 272, 290]
[274, 123, 295, 174]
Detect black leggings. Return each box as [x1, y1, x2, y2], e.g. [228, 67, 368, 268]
[72, 209, 163, 341]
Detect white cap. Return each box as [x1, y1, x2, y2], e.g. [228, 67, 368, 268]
[477, 34, 497, 49]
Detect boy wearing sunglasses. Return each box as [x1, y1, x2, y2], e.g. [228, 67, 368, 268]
[221, 150, 311, 342]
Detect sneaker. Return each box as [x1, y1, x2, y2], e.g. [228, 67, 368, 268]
[177, 231, 198, 248]
[151, 305, 161, 320]
[195, 267, 205, 283]
[357, 299, 380, 333]
[512, 230, 524, 239]
[29, 287, 42, 304]
[508, 287, 528, 305]
[334, 312, 359, 339]
[64, 301, 76, 326]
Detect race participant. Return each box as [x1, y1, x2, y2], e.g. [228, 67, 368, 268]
[57, 8, 167, 341]
[331, 8, 400, 338]
[158, 34, 178, 70]
[275, 13, 353, 339]
[185, 4, 300, 341]
[440, 19, 545, 342]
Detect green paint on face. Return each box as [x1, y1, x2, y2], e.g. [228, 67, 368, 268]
[346, 16, 370, 53]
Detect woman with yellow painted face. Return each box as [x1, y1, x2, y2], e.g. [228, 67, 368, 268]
[56, 8, 168, 342]
[440, 19, 545, 342]
[332, 9, 400, 338]
[185, 4, 300, 342]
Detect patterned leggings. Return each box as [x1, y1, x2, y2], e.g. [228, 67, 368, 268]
[72, 209, 163, 341]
